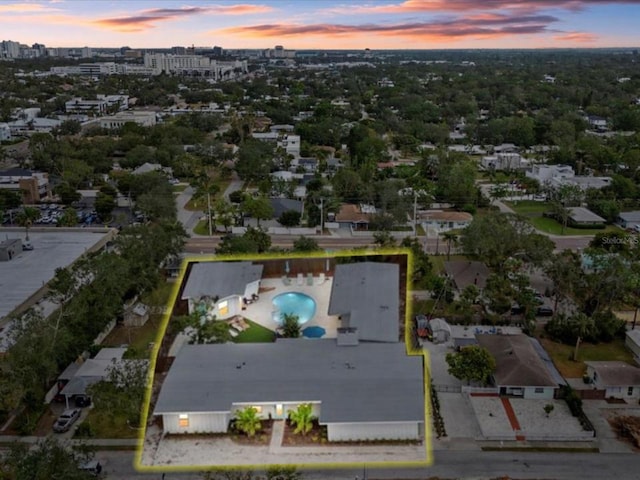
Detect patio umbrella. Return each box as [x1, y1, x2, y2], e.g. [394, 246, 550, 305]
[325, 258, 330, 272]
[285, 260, 290, 274]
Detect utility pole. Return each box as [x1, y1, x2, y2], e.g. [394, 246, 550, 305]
[207, 192, 213, 237]
[413, 190, 418, 236]
[320, 197, 324, 235]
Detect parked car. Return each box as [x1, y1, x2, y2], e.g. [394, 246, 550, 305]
[79, 459, 102, 476]
[536, 306, 554, 317]
[510, 305, 525, 315]
[53, 408, 81, 433]
[22, 241, 33, 251]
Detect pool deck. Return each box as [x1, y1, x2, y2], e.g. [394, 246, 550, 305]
[242, 276, 340, 338]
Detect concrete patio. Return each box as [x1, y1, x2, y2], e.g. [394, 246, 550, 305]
[241, 276, 341, 339]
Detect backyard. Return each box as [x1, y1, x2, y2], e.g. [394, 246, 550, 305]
[233, 318, 276, 343]
[539, 336, 636, 378]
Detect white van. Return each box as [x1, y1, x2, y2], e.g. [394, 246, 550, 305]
[79, 460, 102, 476]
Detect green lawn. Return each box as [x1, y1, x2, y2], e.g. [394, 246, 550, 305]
[530, 217, 617, 236]
[194, 219, 211, 236]
[234, 319, 276, 343]
[172, 184, 188, 193]
[539, 337, 636, 378]
[506, 200, 550, 214]
[76, 409, 140, 439]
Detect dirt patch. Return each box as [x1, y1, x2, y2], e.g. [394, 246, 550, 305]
[282, 420, 328, 446]
[608, 415, 640, 450]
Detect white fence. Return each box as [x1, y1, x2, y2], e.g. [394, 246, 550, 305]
[93, 319, 116, 345]
[462, 386, 500, 395]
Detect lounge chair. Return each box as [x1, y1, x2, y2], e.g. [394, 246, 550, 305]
[315, 273, 326, 285]
[282, 275, 292, 286]
[307, 273, 314, 286]
[297, 273, 304, 286]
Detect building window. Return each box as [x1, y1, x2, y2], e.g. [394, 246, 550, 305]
[251, 406, 263, 414]
[534, 388, 544, 394]
[178, 414, 189, 427]
[218, 300, 229, 317]
[628, 387, 634, 396]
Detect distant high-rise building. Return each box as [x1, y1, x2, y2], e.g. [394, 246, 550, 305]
[212, 46, 223, 57]
[171, 46, 187, 55]
[0, 40, 21, 58]
[120, 46, 131, 55]
[81, 46, 92, 58]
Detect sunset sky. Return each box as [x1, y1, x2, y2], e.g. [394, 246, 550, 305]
[1, 0, 639, 50]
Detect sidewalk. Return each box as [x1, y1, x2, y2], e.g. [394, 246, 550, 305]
[0, 435, 140, 448]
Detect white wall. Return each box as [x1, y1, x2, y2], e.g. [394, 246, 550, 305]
[605, 386, 640, 399]
[214, 295, 242, 320]
[231, 401, 321, 420]
[243, 280, 261, 299]
[326, 421, 421, 442]
[523, 386, 555, 400]
[163, 412, 230, 434]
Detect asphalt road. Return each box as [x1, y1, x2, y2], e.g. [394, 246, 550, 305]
[94, 449, 640, 480]
[184, 234, 592, 255]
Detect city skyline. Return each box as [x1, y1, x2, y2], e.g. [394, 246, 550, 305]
[1, 0, 639, 50]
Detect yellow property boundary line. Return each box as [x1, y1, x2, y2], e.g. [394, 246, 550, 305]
[134, 248, 433, 473]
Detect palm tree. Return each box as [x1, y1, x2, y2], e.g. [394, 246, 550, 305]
[288, 403, 315, 435]
[281, 313, 301, 338]
[572, 313, 596, 361]
[16, 206, 39, 241]
[234, 407, 262, 437]
[442, 231, 459, 260]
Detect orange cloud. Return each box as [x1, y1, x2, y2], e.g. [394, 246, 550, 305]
[93, 4, 273, 32]
[554, 31, 598, 42]
[217, 13, 559, 43]
[0, 2, 60, 13]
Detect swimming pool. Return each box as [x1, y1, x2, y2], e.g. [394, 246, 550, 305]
[272, 292, 316, 325]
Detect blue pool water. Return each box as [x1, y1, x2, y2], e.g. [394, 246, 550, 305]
[272, 292, 316, 325]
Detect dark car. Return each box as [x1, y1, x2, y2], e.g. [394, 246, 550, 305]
[536, 306, 554, 317]
[510, 305, 525, 315]
[53, 408, 81, 433]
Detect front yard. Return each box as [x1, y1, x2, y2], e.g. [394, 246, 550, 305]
[539, 337, 636, 378]
[506, 201, 622, 236]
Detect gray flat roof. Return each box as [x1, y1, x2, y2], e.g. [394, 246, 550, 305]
[154, 339, 424, 424]
[568, 207, 605, 223]
[619, 211, 640, 223]
[181, 261, 264, 301]
[0, 229, 112, 322]
[328, 262, 400, 343]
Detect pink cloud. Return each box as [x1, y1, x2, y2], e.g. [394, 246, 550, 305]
[554, 31, 599, 42]
[93, 4, 273, 32]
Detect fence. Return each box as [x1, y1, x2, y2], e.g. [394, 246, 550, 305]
[93, 319, 116, 345]
[433, 384, 462, 393]
[463, 386, 500, 395]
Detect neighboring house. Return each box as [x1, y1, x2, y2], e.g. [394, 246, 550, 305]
[480, 153, 528, 171]
[292, 157, 318, 173]
[335, 204, 376, 230]
[153, 340, 425, 441]
[419, 211, 472, 233]
[585, 361, 640, 400]
[585, 115, 608, 132]
[269, 198, 303, 221]
[617, 211, 640, 230]
[179, 261, 264, 320]
[443, 261, 490, 291]
[567, 207, 606, 226]
[123, 302, 149, 327]
[625, 330, 640, 364]
[0, 122, 10, 141]
[131, 162, 173, 177]
[0, 167, 51, 203]
[57, 347, 128, 408]
[99, 110, 157, 129]
[526, 164, 575, 184]
[0, 238, 22, 261]
[328, 262, 400, 343]
[476, 334, 559, 399]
